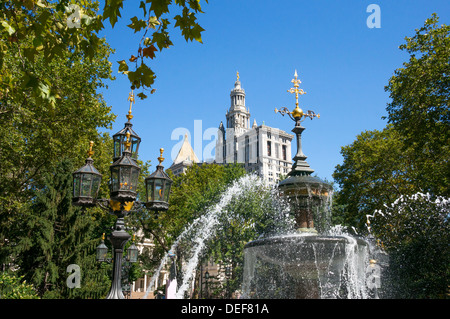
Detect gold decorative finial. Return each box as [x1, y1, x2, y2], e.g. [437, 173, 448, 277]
[124, 131, 131, 151]
[127, 90, 135, 121]
[275, 70, 320, 122]
[158, 148, 164, 165]
[288, 69, 306, 109]
[87, 141, 94, 158]
[102, 233, 105, 241]
[236, 71, 239, 81]
[132, 234, 136, 242]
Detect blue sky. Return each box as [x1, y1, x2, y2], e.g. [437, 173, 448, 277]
[98, 0, 450, 183]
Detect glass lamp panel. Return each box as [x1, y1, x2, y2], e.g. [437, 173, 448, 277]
[131, 167, 139, 191]
[155, 179, 163, 201]
[91, 175, 101, 198]
[73, 174, 81, 198]
[164, 182, 171, 202]
[111, 168, 119, 191]
[120, 167, 131, 189]
[146, 180, 155, 202]
[81, 174, 92, 197]
[113, 136, 121, 159]
[131, 139, 139, 159]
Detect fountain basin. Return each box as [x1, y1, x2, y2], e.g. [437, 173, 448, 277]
[242, 233, 368, 299]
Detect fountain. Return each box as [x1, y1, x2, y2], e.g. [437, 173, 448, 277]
[241, 71, 369, 299]
[142, 71, 370, 299]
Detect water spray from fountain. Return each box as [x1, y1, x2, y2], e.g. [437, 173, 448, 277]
[142, 173, 289, 299]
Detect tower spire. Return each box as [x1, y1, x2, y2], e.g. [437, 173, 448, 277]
[227, 71, 250, 133]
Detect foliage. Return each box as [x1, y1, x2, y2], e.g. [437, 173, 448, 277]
[333, 126, 418, 233]
[0, 272, 40, 299]
[10, 159, 111, 299]
[333, 14, 449, 233]
[332, 14, 450, 299]
[1, 0, 207, 101]
[0, 0, 208, 299]
[384, 13, 450, 197]
[0, 29, 116, 269]
[367, 193, 450, 298]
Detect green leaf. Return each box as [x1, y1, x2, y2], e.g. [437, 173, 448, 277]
[152, 31, 173, 51]
[127, 16, 147, 33]
[149, 0, 171, 17]
[1, 21, 16, 36]
[102, 0, 124, 28]
[117, 60, 129, 72]
[148, 16, 160, 29]
[137, 92, 147, 100]
[139, 1, 147, 16]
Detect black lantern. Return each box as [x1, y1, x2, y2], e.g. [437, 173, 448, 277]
[113, 124, 141, 162]
[145, 148, 173, 211]
[96, 233, 108, 262]
[127, 235, 139, 263]
[73, 141, 102, 207]
[113, 91, 141, 162]
[110, 132, 141, 204]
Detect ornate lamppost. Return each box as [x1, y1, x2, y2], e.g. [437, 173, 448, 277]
[275, 70, 332, 233]
[72, 90, 173, 299]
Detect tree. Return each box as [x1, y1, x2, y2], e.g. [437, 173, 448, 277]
[0, 272, 39, 299]
[384, 13, 450, 196]
[1, 0, 207, 101]
[367, 193, 449, 298]
[0, 34, 115, 269]
[11, 159, 110, 298]
[333, 126, 418, 233]
[333, 15, 450, 298]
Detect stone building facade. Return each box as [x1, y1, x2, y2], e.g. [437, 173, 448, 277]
[215, 74, 294, 184]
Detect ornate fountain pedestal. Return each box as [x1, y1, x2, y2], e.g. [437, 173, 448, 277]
[242, 71, 369, 299]
[278, 175, 333, 233]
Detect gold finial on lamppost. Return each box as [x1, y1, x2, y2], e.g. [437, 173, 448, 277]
[87, 141, 95, 158]
[158, 148, 165, 165]
[127, 90, 135, 121]
[124, 131, 131, 151]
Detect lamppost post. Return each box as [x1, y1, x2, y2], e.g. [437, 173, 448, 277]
[106, 217, 131, 299]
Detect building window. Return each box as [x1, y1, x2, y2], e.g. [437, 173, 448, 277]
[245, 136, 250, 162]
[282, 145, 287, 161]
[267, 141, 272, 157]
[267, 132, 271, 139]
[275, 143, 279, 158]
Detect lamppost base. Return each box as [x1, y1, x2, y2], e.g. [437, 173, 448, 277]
[106, 223, 132, 299]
